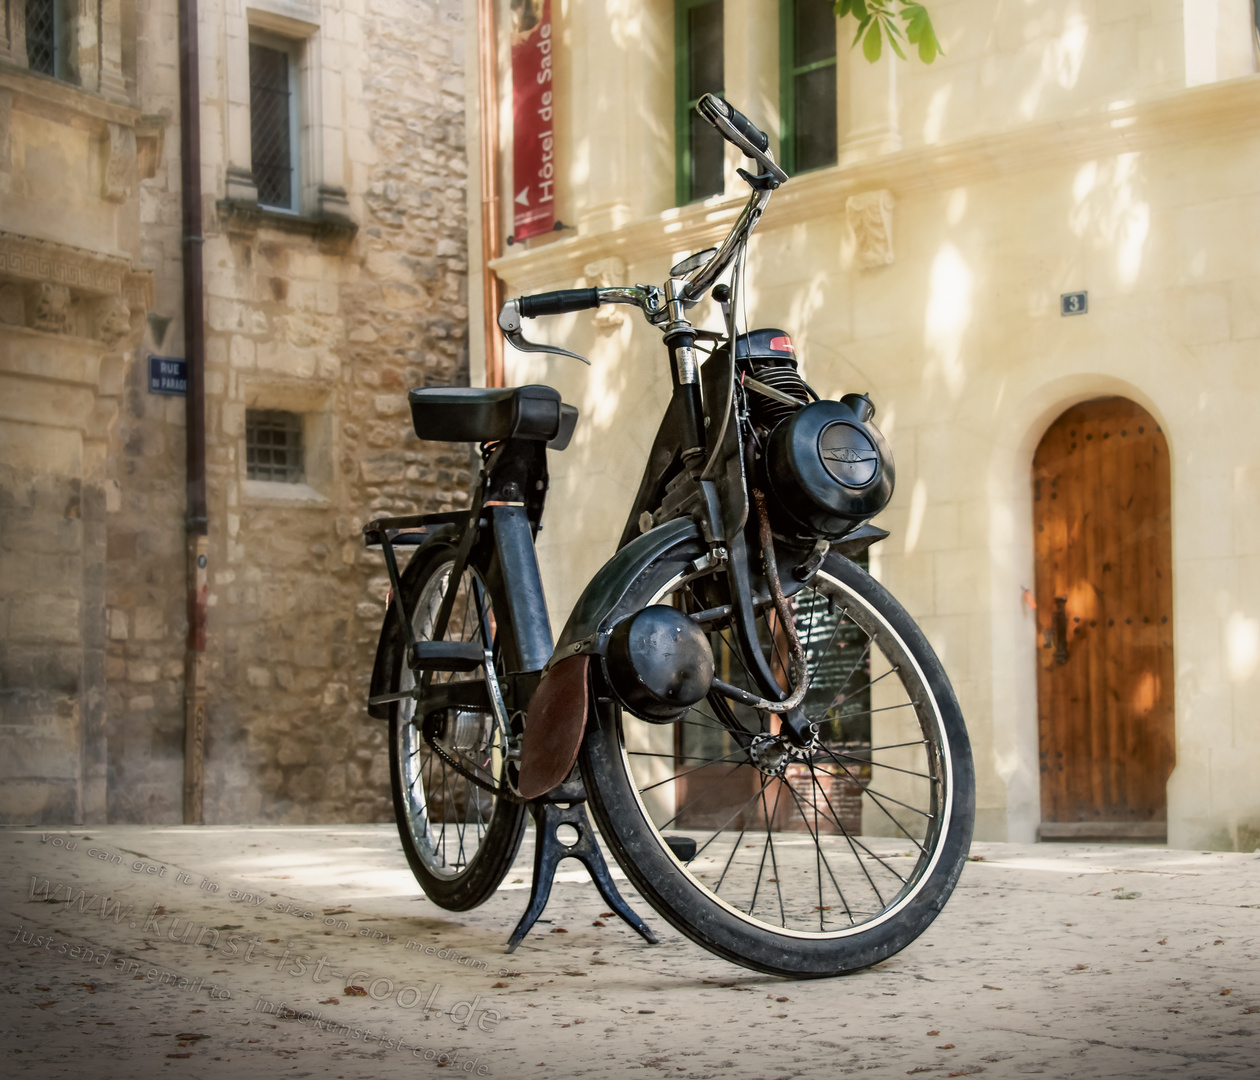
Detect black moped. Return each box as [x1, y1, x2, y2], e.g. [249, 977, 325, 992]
[364, 95, 974, 977]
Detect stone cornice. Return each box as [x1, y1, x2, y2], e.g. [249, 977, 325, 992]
[0, 64, 141, 130]
[490, 76, 1260, 290]
[0, 231, 153, 307]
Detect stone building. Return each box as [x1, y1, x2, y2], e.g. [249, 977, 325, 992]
[469, 0, 1260, 850]
[2, 0, 473, 824]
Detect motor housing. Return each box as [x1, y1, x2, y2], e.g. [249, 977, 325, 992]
[603, 606, 714, 722]
[761, 393, 895, 540]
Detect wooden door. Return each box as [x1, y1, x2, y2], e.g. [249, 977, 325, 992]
[1032, 398, 1175, 839]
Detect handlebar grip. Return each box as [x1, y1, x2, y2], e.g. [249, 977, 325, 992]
[518, 288, 600, 318]
[725, 105, 769, 155]
[696, 94, 769, 155]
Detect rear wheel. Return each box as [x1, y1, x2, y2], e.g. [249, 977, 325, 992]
[388, 541, 527, 911]
[581, 543, 974, 976]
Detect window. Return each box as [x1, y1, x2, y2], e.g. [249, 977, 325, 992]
[25, 0, 76, 81]
[675, 0, 725, 205]
[779, 0, 837, 174]
[249, 33, 301, 212]
[246, 410, 304, 483]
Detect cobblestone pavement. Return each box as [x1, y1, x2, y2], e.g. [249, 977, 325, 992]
[2, 825, 1257, 1078]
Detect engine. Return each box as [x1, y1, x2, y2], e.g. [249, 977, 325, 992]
[738, 329, 894, 541]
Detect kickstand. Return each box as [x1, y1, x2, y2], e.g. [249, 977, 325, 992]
[506, 795, 657, 953]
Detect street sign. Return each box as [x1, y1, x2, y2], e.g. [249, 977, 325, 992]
[148, 356, 187, 396]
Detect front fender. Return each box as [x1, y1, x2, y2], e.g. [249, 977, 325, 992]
[521, 516, 702, 798]
[553, 517, 702, 656]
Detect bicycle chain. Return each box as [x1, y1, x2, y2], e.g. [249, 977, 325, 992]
[422, 724, 530, 805]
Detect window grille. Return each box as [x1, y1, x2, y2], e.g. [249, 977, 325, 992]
[250, 41, 296, 210]
[780, 0, 837, 174]
[26, 0, 58, 76]
[675, 0, 725, 205]
[246, 410, 304, 483]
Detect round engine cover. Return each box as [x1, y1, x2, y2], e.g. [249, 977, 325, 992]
[763, 399, 895, 539]
[604, 606, 714, 722]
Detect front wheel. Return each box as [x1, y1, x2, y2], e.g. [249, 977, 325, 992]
[581, 546, 975, 977]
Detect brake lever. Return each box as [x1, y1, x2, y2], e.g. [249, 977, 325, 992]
[497, 299, 591, 365]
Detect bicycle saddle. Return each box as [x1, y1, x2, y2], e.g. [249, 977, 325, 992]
[407, 385, 579, 449]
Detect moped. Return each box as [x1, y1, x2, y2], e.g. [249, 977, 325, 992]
[365, 94, 974, 977]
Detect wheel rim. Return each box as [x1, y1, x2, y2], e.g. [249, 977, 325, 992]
[614, 562, 957, 938]
[396, 560, 512, 881]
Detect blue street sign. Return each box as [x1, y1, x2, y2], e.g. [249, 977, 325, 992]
[148, 356, 187, 396]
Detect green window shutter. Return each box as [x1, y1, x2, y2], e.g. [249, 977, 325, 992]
[675, 0, 725, 206]
[779, 0, 837, 175]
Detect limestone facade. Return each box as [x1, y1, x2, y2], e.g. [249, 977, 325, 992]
[470, 0, 1260, 850]
[0, 0, 155, 822]
[3, 0, 472, 823]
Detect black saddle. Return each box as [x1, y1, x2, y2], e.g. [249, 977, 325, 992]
[407, 385, 579, 450]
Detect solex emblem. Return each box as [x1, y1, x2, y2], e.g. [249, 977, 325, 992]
[818, 422, 879, 488]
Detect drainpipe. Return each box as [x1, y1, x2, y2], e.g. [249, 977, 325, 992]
[178, 0, 208, 824]
[477, 0, 504, 387]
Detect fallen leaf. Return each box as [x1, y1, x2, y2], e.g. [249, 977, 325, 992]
[938, 1043, 955, 1049]
[318, 998, 339, 1005]
[927, 1031, 940, 1036]
[981, 985, 1003, 991]
[600, 912, 615, 918]
[592, 921, 606, 927]
[550, 928, 568, 934]
[776, 996, 789, 1002]
[343, 985, 367, 997]
[491, 982, 510, 989]
[1220, 988, 1234, 996]
[1157, 938, 1167, 945]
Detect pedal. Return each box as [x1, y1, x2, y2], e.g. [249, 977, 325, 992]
[411, 641, 485, 672]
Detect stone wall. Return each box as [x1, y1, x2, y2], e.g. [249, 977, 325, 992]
[102, 0, 473, 824]
[0, 8, 154, 824]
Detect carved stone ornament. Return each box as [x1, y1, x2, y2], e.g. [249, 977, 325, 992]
[30, 282, 72, 334]
[0, 231, 154, 340]
[846, 190, 895, 270]
[584, 256, 627, 329]
[102, 123, 137, 203]
[95, 295, 132, 346]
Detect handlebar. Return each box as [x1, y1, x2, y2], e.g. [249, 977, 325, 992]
[518, 288, 601, 318]
[498, 96, 787, 359]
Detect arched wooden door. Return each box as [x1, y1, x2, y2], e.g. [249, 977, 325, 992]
[1032, 398, 1175, 842]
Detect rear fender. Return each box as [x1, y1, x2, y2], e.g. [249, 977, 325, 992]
[366, 523, 462, 720]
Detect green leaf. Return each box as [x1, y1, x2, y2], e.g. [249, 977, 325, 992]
[900, 1, 943, 62]
[862, 18, 883, 62]
[885, 19, 907, 60]
[851, 13, 872, 49]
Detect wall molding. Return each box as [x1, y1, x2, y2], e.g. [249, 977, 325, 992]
[490, 76, 1260, 291]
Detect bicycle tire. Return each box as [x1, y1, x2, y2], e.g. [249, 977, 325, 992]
[580, 539, 975, 977]
[387, 539, 527, 911]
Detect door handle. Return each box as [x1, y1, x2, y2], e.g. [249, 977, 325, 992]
[1053, 596, 1069, 665]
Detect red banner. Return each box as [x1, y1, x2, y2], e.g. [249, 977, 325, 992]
[510, 0, 555, 241]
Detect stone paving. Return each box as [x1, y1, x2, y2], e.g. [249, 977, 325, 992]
[2, 824, 1257, 1078]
